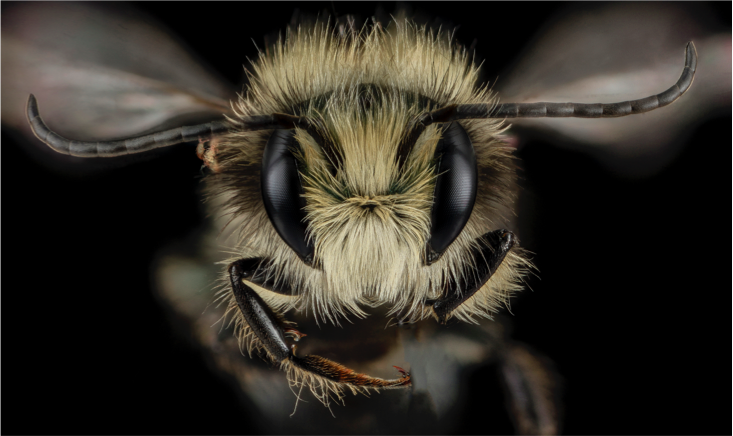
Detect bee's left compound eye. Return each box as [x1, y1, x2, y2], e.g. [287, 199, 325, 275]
[261, 130, 315, 266]
[425, 122, 478, 264]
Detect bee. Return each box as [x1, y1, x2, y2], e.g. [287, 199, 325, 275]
[4, 3, 729, 434]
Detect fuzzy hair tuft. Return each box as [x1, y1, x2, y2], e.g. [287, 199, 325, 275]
[206, 16, 531, 403]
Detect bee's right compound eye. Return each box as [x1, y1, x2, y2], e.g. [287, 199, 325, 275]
[261, 130, 315, 266]
[425, 122, 478, 265]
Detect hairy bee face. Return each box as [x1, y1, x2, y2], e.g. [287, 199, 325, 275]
[208, 23, 529, 327]
[176, 21, 541, 405]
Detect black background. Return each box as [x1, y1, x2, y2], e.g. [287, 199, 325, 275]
[3, 2, 730, 435]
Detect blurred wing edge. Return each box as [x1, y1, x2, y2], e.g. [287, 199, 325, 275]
[2, 2, 235, 171]
[494, 3, 731, 176]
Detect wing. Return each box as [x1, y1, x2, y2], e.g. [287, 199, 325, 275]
[493, 2, 730, 176]
[2, 2, 234, 172]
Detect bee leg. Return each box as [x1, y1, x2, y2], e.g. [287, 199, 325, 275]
[429, 229, 515, 323]
[498, 344, 561, 435]
[230, 260, 292, 362]
[229, 259, 411, 389]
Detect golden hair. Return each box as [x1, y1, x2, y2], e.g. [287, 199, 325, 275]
[208, 17, 531, 404]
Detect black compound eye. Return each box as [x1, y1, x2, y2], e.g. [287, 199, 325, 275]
[261, 130, 314, 265]
[425, 122, 478, 265]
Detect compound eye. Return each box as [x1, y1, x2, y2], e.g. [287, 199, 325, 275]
[261, 130, 314, 265]
[426, 122, 478, 265]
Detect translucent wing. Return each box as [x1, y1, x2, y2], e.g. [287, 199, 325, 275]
[494, 2, 730, 176]
[2, 2, 233, 171]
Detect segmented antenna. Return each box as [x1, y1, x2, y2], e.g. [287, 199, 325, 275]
[26, 94, 331, 158]
[438, 41, 696, 121]
[28, 42, 696, 159]
[25, 95, 229, 157]
[396, 42, 697, 168]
